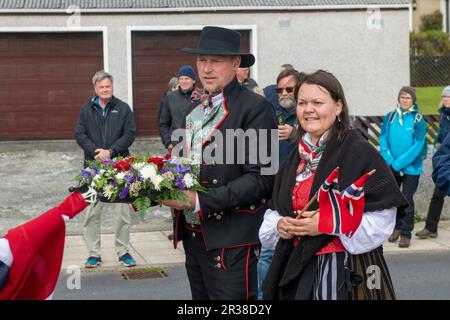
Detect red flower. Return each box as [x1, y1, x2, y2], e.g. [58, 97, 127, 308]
[164, 153, 172, 160]
[147, 157, 164, 171]
[114, 160, 132, 172]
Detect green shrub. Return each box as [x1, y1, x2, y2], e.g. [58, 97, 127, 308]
[411, 30, 450, 56]
[420, 10, 443, 32]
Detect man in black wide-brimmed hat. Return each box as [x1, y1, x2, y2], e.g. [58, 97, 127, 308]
[163, 26, 277, 300]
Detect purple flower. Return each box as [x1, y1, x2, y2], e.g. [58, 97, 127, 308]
[100, 158, 113, 165]
[176, 175, 186, 190]
[180, 165, 191, 174]
[171, 164, 191, 175]
[125, 174, 135, 183]
[119, 186, 130, 199]
[108, 178, 118, 186]
[92, 168, 99, 176]
[81, 169, 92, 180]
[169, 157, 181, 166]
[160, 167, 170, 174]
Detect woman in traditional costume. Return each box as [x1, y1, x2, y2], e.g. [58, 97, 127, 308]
[261, 70, 406, 300]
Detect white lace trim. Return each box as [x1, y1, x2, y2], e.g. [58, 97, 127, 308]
[81, 187, 98, 204]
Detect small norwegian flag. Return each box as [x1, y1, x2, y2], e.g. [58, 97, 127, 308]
[317, 168, 372, 237]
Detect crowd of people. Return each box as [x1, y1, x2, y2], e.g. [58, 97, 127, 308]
[1, 26, 449, 300]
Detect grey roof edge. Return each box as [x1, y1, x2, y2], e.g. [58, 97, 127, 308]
[0, 0, 411, 13]
[0, 4, 411, 14]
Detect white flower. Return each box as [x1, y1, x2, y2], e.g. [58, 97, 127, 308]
[162, 171, 175, 181]
[150, 174, 164, 191]
[132, 162, 146, 171]
[183, 173, 194, 189]
[90, 174, 101, 187]
[140, 164, 157, 180]
[116, 172, 126, 181]
[130, 181, 142, 197]
[103, 184, 115, 200]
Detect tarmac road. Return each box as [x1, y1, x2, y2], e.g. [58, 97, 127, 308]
[54, 252, 450, 300]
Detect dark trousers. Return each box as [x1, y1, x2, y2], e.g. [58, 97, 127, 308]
[182, 227, 258, 300]
[425, 186, 447, 232]
[393, 172, 420, 239]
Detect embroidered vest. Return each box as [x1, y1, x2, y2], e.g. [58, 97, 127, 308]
[184, 93, 227, 225]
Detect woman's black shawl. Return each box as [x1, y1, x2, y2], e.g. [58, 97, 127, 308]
[263, 129, 406, 300]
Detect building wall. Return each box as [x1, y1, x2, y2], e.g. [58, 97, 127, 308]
[0, 8, 409, 117]
[413, 0, 441, 31]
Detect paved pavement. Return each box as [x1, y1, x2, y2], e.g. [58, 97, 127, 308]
[383, 220, 450, 254]
[62, 220, 450, 272]
[62, 230, 183, 271]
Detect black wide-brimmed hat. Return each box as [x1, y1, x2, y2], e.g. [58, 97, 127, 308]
[182, 26, 255, 68]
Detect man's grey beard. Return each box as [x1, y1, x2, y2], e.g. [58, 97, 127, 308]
[279, 97, 296, 112]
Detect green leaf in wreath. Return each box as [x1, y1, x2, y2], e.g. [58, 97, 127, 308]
[133, 197, 151, 218]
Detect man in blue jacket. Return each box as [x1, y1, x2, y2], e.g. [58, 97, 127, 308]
[257, 68, 303, 299]
[379, 86, 427, 248]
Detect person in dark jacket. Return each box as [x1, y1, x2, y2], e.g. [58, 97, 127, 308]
[236, 67, 259, 90]
[257, 68, 304, 299]
[157, 77, 179, 135]
[163, 26, 277, 300]
[158, 65, 197, 152]
[263, 64, 295, 111]
[274, 69, 306, 165]
[75, 70, 137, 269]
[433, 131, 450, 196]
[416, 85, 450, 238]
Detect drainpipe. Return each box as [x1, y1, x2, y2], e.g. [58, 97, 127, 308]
[409, 1, 414, 32]
[441, 0, 449, 33]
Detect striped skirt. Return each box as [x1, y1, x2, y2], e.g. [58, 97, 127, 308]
[311, 247, 396, 300]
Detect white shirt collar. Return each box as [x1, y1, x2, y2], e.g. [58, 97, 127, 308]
[211, 93, 224, 108]
[303, 130, 329, 148]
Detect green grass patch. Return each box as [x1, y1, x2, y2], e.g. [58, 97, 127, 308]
[416, 86, 444, 114]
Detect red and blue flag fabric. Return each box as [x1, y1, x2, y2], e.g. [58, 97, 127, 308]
[339, 171, 371, 236]
[0, 192, 87, 300]
[317, 168, 369, 237]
